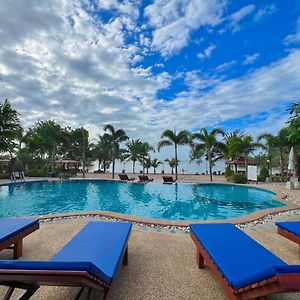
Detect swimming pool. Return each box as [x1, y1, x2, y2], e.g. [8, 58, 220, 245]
[0, 180, 284, 220]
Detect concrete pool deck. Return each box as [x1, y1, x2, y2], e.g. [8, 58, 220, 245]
[1, 216, 300, 299]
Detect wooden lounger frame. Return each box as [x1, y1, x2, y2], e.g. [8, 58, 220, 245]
[0, 242, 129, 300]
[277, 227, 300, 259]
[190, 231, 300, 300]
[0, 222, 39, 259]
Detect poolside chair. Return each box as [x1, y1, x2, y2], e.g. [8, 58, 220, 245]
[276, 221, 300, 258]
[11, 171, 25, 182]
[118, 174, 135, 181]
[0, 218, 39, 259]
[138, 175, 154, 183]
[190, 223, 300, 300]
[0, 221, 132, 300]
[162, 176, 176, 184]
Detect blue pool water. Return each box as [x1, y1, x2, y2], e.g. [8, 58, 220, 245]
[0, 180, 284, 220]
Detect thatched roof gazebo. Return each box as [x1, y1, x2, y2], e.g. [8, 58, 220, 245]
[226, 156, 256, 173]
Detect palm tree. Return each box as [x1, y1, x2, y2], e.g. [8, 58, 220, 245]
[0, 99, 22, 156]
[158, 130, 189, 180]
[222, 130, 244, 160]
[95, 134, 113, 172]
[151, 158, 162, 174]
[165, 158, 179, 174]
[191, 128, 225, 182]
[258, 129, 290, 181]
[143, 158, 152, 174]
[140, 142, 154, 174]
[122, 139, 144, 173]
[104, 124, 128, 178]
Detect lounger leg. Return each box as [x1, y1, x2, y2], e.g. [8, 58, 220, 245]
[197, 249, 204, 269]
[13, 239, 23, 259]
[123, 246, 128, 265]
[19, 286, 39, 300]
[4, 287, 14, 300]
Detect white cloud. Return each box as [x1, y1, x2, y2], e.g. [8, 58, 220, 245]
[284, 18, 300, 45]
[242, 53, 260, 65]
[197, 44, 216, 60]
[228, 4, 255, 32]
[215, 60, 236, 72]
[253, 4, 277, 22]
[144, 0, 226, 57]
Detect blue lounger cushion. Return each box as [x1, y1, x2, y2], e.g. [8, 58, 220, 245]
[189, 223, 300, 289]
[0, 218, 39, 243]
[0, 222, 132, 285]
[276, 222, 300, 237]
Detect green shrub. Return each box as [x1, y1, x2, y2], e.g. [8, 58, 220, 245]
[258, 167, 269, 182]
[0, 173, 10, 179]
[231, 173, 247, 184]
[271, 176, 288, 182]
[25, 168, 49, 177]
[224, 166, 234, 180]
[58, 173, 70, 180]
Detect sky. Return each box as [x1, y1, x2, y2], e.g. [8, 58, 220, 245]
[0, 0, 300, 164]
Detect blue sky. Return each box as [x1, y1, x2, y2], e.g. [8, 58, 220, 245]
[0, 0, 300, 150]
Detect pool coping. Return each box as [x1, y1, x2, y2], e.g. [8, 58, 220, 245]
[1, 178, 299, 226]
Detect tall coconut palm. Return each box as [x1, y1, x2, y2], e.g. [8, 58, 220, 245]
[158, 130, 189, 180]
[151, 158, 162, 174]
[104, 124, 128, 178]
[165, 158, 179, 174]
[0, 99, 22, 155]
[122, 139, 144, 173]
[191, 128, 225, 182]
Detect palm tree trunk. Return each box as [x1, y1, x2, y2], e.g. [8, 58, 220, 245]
[104, 160, 106, 173]
[245, 156, 248, 180]
[279, 147, 284, 182]
[133, 161, 135, 173]
[175, 144, 178, 180]
[208, 155, 212, 182]
[112, 157, 115, 178]
[147, 167, 149, 174]
[171, 167, 174, 174]
[51, 151, 55, 173]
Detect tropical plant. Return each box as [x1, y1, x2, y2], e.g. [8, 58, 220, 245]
[258, 129, 290, 181]
[191, 128, 225, 182]
[165, 158, 179, 174]
[0, 99, 22, 155]
[287, 102, 300, 144]
[158, 130, 189, 180]
[104, 124, 128, 178]
[222, 130, 244, 160]
[95, 134, 113, 172]
[139, 142, 154, 174]
[142, 158, 152, 174]
[151, 158, 162, 174]
[122, 139, 145, 173]
[23, 120, 68, 172]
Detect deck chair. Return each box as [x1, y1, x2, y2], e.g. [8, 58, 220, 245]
[0, 221, 132, 300]
[162, 176, 176, 184]
[276, 221, 300, 258]
[118, 174, 135, 181]
[138, 175, 154, 183]
[0, 218, 39, 259]
[190, 223, 300, 299]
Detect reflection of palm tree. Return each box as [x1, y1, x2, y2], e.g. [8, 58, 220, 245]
[158, 130, 189, 180]
[104, 124, 128, 179]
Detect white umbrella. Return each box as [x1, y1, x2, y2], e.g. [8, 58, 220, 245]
[288, 147, 296, 172]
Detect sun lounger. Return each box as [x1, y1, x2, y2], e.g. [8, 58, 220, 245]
[118, 174, 135, 181]
[0, 221, 132, 300]
[138, 175, 154, 183]
[190, 223, 300, 299]
[276, 221, 300, 258]
[162, 176, 176, 184]
[0, 218, 39, 259]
